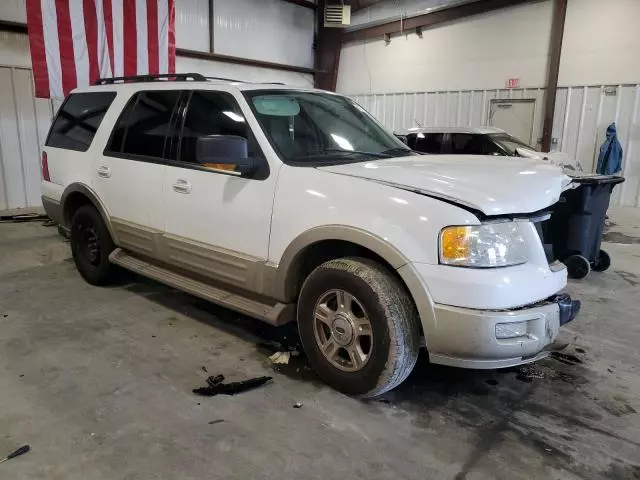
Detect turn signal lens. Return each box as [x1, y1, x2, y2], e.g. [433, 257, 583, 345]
[440, 226, 470, 260]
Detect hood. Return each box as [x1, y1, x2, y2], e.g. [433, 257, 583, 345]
[516, 147, 584, 173]
[318, 155, 568, 215]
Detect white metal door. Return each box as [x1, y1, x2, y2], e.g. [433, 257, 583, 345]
[489, 100, 536, 146]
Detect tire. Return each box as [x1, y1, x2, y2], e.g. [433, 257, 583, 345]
[297, 257, 420, 398]
[70, 205, 117, 285]
[592, 249, 611, 272]
[564, 254, 591, 279]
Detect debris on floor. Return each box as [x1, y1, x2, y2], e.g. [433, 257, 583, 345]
[193, 374, 273, 397]
[293, 402, 303, 409]
[516, 364, 545, 382]
[0, 213, 49, 223]
[0, 445, 30, 465]
[269, 351, 291, 365]
[208, 419, 225, 425]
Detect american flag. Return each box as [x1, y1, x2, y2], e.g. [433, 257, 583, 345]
[27, 0, 176, 99]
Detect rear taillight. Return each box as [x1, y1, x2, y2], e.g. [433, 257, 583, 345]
[41, 151, 50, 181]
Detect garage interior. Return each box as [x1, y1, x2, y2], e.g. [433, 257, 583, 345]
[1, 0, 640, 478]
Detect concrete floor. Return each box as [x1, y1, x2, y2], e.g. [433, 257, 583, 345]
[1, 209, 639, 480]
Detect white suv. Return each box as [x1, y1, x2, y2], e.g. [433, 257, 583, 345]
[41, 73, 580, 397]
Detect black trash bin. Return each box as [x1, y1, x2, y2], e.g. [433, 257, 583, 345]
[544, 174, 625, 279]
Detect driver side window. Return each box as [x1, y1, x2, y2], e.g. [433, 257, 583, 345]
[179, 91, 261, 164]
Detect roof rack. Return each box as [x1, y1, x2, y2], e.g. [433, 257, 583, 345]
[94, 73, 206, 85]
[205, 76, 242, 83]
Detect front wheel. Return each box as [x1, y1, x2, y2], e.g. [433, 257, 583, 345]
[297, 257, 420, 397]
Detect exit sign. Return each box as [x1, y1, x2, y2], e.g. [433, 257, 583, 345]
[506, 78, 520, 89]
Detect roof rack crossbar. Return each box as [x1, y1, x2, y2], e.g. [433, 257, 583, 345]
[94, 73, 206, 85]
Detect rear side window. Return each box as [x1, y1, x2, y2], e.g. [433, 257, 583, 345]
[408, 133, 444, 154]
[450, 133, 503, 155]
[46, 92, 116, 151]
[107, 90, 181, 159]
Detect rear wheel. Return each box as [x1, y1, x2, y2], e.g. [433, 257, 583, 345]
[70, 205, 117, 285]
[592, 249, 611, 272]
[565, 254, 591, 279]
[297, 257, 420, 397]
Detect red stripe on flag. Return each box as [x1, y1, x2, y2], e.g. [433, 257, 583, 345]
[104, 0, 114, 75]
[83, 0, 100, 83]
[26, 0, 50, 98]
[147, 0, 159, 74]
[123, 0, 137, 76]
[168, 0, 175, 73]
[55, 0, 78, 96]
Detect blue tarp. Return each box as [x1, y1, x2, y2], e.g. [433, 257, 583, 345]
[596, 123, 623, 175]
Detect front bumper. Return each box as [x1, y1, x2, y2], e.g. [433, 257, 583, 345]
[428, 294, 581, 369]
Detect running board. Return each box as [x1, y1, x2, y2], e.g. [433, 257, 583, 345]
[109, 248, 294, 326]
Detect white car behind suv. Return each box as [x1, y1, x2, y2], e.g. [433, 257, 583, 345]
[41, 73, 580, 397]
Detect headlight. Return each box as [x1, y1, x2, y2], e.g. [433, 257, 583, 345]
[439, 222, 528, 267]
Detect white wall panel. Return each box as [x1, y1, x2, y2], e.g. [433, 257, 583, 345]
[338, 2, 553, 94]
[0, 0, 27, 23]
[176, 56, 313, 86]
[559, 0, 640, 86]
[0, 66, 55, 211]
[349, 84, 640, 207]
[176, 0, 210, 52]
[340, 0, 640, 95]
[213, 0, 314, 68]
[0, 31, 31, 68]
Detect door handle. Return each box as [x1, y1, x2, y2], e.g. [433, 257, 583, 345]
[173, 179, 192, 194]
[97, 165, 111, 178]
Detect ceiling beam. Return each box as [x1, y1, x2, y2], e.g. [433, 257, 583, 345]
[177, 48, 316, 75]
[541, 0, 567, 152]
[349, 0, 386, 12]
[342, 0, 539, 43]
[281, 0, 317, 9]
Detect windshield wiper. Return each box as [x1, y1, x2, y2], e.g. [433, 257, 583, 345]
[313, 148, 392, 158]
[381, 147, 416, 156]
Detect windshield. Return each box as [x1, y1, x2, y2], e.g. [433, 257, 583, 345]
[489, 133, 536, 156]
[244, 90, 413, 165]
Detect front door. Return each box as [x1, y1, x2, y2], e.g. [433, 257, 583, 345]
[489, 99, 536, 146]
[162, 90, 277, 290]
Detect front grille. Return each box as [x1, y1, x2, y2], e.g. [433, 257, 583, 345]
[534, 219, 556, 264]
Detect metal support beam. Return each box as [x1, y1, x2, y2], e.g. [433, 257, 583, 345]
[314, 0, 343, 90]
[0, 20, 27, 34]
[342, 0, 538, 43]
[541, 0, 567, 152]
[208, 0, 215, 53]
[177, 49, 316, 75]
[281, 0, 317, 9]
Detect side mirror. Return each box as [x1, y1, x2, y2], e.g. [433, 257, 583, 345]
[196, 135, 256, 175]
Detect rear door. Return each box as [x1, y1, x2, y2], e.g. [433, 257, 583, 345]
[449, 133, 505, 155]
[408, 132, 445, 154]
[94, 89, 182, 257]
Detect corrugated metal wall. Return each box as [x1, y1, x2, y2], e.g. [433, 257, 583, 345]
[0, 65, 56, 212]
[350, 84, 640, 207]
